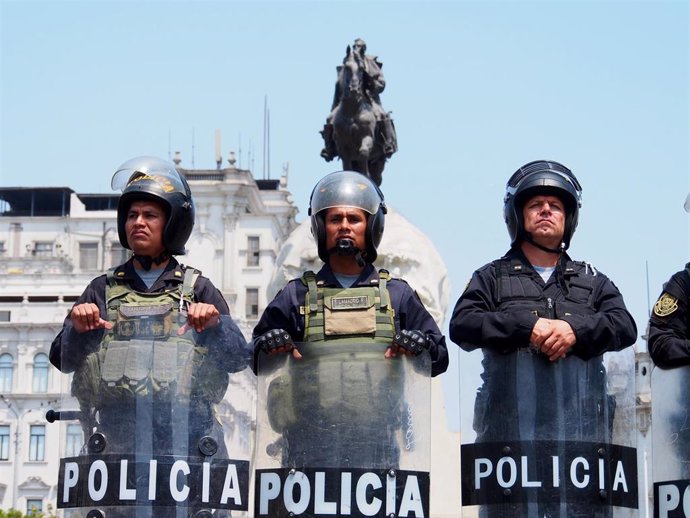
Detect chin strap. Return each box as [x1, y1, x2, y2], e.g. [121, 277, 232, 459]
[132, 252, 170, 271]
[327, 239, 366, 267]
[524, 234, 566, 255]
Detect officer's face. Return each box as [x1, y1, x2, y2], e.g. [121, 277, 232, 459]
[522, 195, 565, 246]
[324, 207, 367, 252]
[125, 200, 166, 257]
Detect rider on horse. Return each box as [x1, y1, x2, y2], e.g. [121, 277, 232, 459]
[320, 39, 398, 163]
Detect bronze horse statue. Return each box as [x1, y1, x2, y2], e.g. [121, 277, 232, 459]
[325, 45, 395, 186]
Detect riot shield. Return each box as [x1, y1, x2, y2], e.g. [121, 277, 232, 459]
[51, 314, 253, 518]
[459, 347, 638, 517]
[254, 342, 432, 518]
[651, 365, 690, 518]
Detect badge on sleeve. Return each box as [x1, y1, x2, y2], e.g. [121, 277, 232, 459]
[654, 292, 679, 317]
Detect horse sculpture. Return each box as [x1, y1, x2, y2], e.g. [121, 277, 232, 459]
[327, 45, 393, 186]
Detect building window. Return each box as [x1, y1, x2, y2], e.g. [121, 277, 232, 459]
[33, 242, 53, 257]
[29, 425, 45, 461]
[245, 288, 259, 319]
[0, 425, 10, 460]
[247, 236, 260, 267]
[26, 499, 43, 515]
[110, 241, 129, 267]
[65, 424, 83, 457]
[0, 354, 12, 392]
[32, 354, 49, 393]
[79, 242, 98, 270]
[0, 241, 6, 256]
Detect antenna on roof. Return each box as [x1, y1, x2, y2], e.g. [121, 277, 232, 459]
[263, 96, 271, 180]
[191, 128, 196, 169]
[215, 129, 222, 170]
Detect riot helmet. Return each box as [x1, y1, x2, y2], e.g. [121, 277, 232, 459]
[309, 170, 387, 264]
[113, 156, 195, 256]
[504, 160, 582, 252]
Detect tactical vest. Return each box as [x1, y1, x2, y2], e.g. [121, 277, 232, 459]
[301, 269, 396, 346]
[494, 258, 597, 319]
[72, 268, 227, 410]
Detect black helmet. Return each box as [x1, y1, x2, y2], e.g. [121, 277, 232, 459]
[112, 156, 195, 255]
[504, 160, 582, 251]
[308, 171, 387, 263]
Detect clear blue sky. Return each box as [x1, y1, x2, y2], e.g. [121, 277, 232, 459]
[2, 0, 688, 427]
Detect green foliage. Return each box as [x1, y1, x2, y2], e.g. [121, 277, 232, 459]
[0, 503, 57, 518]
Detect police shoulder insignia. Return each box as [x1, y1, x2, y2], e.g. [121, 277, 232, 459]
[654, 292, 679, 317]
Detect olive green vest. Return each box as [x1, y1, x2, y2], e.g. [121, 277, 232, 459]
[301, 269, 396, 344]
[72, 267, 227, 410]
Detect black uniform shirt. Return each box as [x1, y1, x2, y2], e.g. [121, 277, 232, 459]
[450, 248, 637, 359]
[648, 265, 690, 367]
[50, 257, 245, 373]
[252, 263, 449, 376]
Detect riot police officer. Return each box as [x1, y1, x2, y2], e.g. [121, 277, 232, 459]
[50, 156, 249, 516]
[648, 194, 690, 367]
[648, 194, 690, 486]
[253, 170, 448, 468]
[450, 160, 637, 517]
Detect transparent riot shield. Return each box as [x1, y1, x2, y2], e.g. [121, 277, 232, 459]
[651, 365, 690, 518]
[51, 314, 253, 518]
[459, 347, 638, 517]
[254, 342, 431, 518]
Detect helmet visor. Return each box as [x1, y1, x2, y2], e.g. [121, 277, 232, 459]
[310, 171, 383, 215]
[111, 156, 186, 194]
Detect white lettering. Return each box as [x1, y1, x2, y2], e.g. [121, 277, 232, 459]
[521, 456, 541, 488]
[118, 460, 136, 500]
[259, 472, 281, 515]
[88, 460, 108, 502]
[356, 472, 382, 516]
[570, 457, 590, 489]
[340, 472, 352, 515]
[399, 474, 425, 517]
[148, 460, 157, 500]
[202, 462, 210, 503]
[170, 460, 190, 502]
[386, 472, 396, 516]
[552, 456, 559, 488]
[475, 458, 493, 489]
[659, 484, 680, 518]
[62, 462, 79, 503]
[220, 464, 241, 505]
[611, 461, 628, 493]
[496, 457, 517, 488]
[284, 471, 310, 515]
[598, 458, 605, 490]
[314, 471, 336, 514]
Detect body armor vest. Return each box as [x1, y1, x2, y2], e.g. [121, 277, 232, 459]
[495, 257, 596, 319]
[72, 268, 226, 411]
[301, 269, 396, 346]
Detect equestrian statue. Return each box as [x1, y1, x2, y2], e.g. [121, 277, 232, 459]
[320, 39, 398, 186]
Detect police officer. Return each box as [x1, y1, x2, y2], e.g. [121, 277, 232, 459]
[50, 156, 248, 516]
[648, 194, 690, 482]
[648, 194, 690, 367]
[450, 160, 637, 517]
[253, 170, 447, 468]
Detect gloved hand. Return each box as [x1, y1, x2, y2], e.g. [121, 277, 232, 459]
[256, 329, 296, 355]
[391, 329, 428, 356]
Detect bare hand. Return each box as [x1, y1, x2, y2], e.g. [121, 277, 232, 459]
[70, 303, 113, 333]
[178, 302, 221, 334]
[530, 318, 576, 361]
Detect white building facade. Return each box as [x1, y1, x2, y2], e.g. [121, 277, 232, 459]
[0, 161, 298, 515]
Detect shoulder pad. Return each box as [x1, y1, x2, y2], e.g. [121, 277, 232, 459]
[299, 270, 316, 286]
